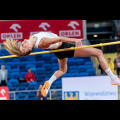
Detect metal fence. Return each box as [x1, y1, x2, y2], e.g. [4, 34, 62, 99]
[9, 89, 62, 100]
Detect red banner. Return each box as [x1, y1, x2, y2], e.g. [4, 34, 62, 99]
[0, 86, 9, 100]
[0, 20, 85, 43]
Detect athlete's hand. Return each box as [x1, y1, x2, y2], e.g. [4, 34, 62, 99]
[76, 39, 84, 47]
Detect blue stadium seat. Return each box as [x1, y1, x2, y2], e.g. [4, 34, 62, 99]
[6, 62, 13, 66]
[9, 78, 19, 83]
[4, 58, 12, 62]
[17, 92, 27, 99]
[85, 61, 93, 65]
[44, 59, 52, 64]
[27, 55, 35, 59]
[12, 68, 20, 72]
[45, 74, 52, 78]
[36, 67, 45, 74]
[68, 59, 76, 66]
[18, 86, 27, 91]
[35, 55, 43, 61]
[51, 53, 56, 57]
[29, 97, 38, 100]
[16, 98, 28, 100]
[12, 58, 20, 62]
[52, 63, 59, 67]
[36, 76, 45, 82]
[26, 64, 36, 74]
[84, 57, 91, 61]
[0, 59, 4, 62]
[42, 54, 51, 60]
[9, 93, 15, 100]
[27, 92, 37, 98]
[21, 61, 28, 66]
[53, 66, 59, 71]
[7, 82, 12, 88]
[86, 68, 96, 76]
[78, 65, 86, 72]
[8, 79, 19, 86]
[69, 66, 78, 70]
[51, 57, 58, 63]
[29, 82, 37, 87]
[71, 73, 80, 77]
[4, 50, 11, 55]
[76, 59, 85, 65]
[12, 65, 20, 70]
[12, 72, 20, 79]
[31, 68, 36, 75]
[56, 96, 62, 100]
[19, 72, 27, 79]
[63, 73, 72, 77]
[70, 69, 79, 73]
[85, 65, 94, 69]
[50, 84, 56, 89]
[32, 48, 38, 53]
[5, 65, 11, 72]
[0, 53, 5, 56]
[9, 86, 18, 91]
[80, 72, 89, 77]
[19, 82, 29, 87]
[28, 86, 38, 90]
[12, 62, 20, 67]
[55, 81, 62, 89]
[28, 60, 36, 65]
[36, 73, 46, 79]
[8, 73, 12, 79]
[36, 61, 44, 68]
[45, 69, 53, 74]
[0, 61, 5, 66]
[44, 64, 52, 71]
[19, 56, 28, 61]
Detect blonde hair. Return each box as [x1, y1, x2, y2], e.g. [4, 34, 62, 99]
[3, 39, 33, 57]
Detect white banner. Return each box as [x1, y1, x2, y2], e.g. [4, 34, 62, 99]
[62, 76, 118, 100]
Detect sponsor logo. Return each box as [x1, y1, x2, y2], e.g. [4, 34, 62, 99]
[39, 22, 51, 31]
[64, 91, 79, 100]
[68, 21, 80, 30]
[0, 87, 9, 100]
[30, 22, 51, 35]
[1, 24, 23, 40]
[59, 21, 81, 37]
[0, 89, 6, 96]
[10, 24, 21, 32]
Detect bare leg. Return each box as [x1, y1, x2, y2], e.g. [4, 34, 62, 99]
[74, 45, 109, 71]
[74, 45, 120, 84]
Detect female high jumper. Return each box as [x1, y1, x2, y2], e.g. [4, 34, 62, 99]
[3, 32, 120, 97]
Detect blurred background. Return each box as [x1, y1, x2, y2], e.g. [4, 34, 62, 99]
[0, 20, 120, 100]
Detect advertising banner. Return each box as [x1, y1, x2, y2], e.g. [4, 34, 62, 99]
[0, 20, 86, 43]
[62, 76, 118, 100]
[0, 86, 9, 100]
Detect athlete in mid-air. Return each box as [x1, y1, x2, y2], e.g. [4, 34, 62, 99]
[3, 32, 120, 97]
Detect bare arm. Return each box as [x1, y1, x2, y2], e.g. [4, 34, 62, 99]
[42, 37, 84, 46]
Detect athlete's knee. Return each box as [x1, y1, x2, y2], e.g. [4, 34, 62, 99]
[60, 68, 67, 74]
[95, 49, 103, 57]
[63, 69, 67, 74]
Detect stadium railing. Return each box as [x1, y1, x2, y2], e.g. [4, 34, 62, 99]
[9, 89, 62, 100]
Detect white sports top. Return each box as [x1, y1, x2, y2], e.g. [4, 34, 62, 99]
[31, 32, 59, 49]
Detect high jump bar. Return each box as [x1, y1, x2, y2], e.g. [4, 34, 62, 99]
[0, 41, 120, 59]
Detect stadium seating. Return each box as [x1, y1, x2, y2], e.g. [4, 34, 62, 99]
[0, 48, 96, 100]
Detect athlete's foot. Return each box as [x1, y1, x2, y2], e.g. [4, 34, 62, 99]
[41, 81, 51, 97]
[111, 77, 120, 85]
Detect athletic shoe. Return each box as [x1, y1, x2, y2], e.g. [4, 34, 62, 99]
[111, 78, 120, 85]
[41, 81, 50, 97]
